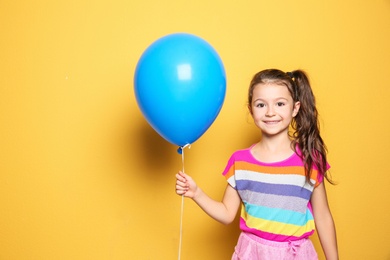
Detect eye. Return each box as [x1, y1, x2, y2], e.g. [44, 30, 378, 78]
[256, 103, 265, 108]
[276, 102, 285, 106]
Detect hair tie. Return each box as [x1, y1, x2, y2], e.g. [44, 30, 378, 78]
[287, 72, 294, 79]
[287, 71, 299, 100]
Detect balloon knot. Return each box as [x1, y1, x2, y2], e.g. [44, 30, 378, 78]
[177, 144, 191, 154]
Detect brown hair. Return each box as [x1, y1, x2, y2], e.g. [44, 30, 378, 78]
[248, 69, 333, 184]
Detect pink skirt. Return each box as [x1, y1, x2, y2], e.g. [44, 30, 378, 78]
[232, 232, 318, 260]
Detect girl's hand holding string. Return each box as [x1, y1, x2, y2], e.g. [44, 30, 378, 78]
[175, 171, 198, 198]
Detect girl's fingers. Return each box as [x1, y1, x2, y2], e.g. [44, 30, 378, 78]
[176, 184, 189, 193]
[175, 183, 185, 189]
[176, 173, 187, 182]
[175, 171, 191, 196]
[175, 185, 188, 195]
[178, 171, 189, 180]
[176, 178, 187, 187]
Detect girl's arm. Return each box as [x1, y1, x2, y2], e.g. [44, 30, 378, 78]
[175, 171, 241, 225]
[311, 181, 339, 260]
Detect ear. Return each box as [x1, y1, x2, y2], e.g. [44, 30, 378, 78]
[248, 104, 253, 115]
[292, 101, 300, 117]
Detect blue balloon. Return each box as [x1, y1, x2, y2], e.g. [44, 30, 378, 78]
[134, 33, 226, 147]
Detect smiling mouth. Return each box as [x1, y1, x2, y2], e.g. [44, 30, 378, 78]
[263, 120, 280, 124]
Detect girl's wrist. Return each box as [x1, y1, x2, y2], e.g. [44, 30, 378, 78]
[192, 187, 202, 201]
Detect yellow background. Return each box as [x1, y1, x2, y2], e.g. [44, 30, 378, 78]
[1, 0, 390, 259]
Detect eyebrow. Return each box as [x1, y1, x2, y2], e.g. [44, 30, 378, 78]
[253, 97, 289, 102]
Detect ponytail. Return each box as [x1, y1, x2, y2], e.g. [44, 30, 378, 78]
[289, 70, 333, 184]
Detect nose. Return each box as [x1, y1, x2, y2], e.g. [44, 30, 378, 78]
[266, 106, 275, 117]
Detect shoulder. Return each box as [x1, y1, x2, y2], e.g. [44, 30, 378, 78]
[228, 145, 255, 161]
[292, 146, 330, 167]
[222, 145, 255, 176]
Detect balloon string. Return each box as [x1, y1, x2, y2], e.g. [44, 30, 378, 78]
[178, 144, 191, 260]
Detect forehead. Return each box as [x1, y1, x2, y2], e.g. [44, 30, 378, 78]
[252, 83, 292, 98]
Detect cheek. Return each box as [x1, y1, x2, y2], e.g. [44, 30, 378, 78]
[250, 110, 261, 121]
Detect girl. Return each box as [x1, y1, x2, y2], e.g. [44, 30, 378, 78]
[175, 69, 338, 259]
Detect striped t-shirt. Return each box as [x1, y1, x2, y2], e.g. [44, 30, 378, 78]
[222, 146, 325, 242]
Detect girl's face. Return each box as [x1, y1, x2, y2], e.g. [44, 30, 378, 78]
[249, 83, 300, 137]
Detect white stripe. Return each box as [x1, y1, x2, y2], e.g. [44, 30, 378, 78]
[227, 176, 236, 188]
[235, 170, 315, 190]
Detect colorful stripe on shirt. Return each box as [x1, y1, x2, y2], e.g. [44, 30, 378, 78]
[222, 147, 324, 242]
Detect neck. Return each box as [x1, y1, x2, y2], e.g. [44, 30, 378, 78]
[251, 134, 294, 163]
[258, 133, 293, 152]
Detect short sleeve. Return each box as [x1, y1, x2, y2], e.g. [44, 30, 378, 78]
[315, 162, 330, 187]
[222, 153, 237, 188]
